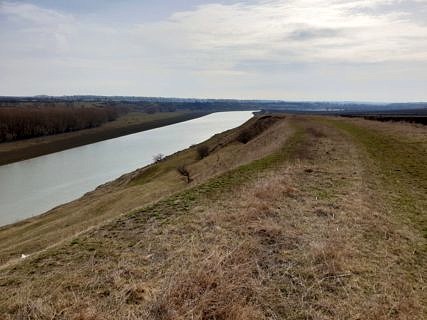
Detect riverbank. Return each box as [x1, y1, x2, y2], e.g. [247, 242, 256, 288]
[0, 115, 425, 319]
[0, 111, 208, 166]
[0, 111, 254, 227]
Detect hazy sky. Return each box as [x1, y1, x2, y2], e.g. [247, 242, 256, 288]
[0, 0, 426, 101]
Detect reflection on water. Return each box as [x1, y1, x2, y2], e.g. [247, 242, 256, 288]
[0, 111, 254, 226]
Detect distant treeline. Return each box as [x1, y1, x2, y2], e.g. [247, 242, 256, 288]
[1, 97, 426, 143]
[2, 96, 426, 113]
[0, 106, 121, 142]
[342, 114, 427, 125]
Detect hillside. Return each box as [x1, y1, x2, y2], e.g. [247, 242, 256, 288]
[0, 115, 426, 319]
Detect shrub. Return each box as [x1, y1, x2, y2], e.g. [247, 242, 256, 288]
[236, 130, 253, 144]
[196, 145, 210, 159]
[177, 165, 192, 183]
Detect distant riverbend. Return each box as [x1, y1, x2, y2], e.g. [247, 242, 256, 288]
[0, 111, 255, 226]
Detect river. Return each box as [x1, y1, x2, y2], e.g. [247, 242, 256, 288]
[0, 111, 254, 226]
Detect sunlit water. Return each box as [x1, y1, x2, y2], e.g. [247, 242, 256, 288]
[0, 111, 255, 226]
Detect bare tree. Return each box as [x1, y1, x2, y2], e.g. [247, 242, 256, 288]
[177, 165, 192, 183]
[0, 105, 121, 142]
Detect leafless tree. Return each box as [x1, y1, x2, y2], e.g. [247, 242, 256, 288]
[0, 105, 120, 142]
[177, 165, 192, 183]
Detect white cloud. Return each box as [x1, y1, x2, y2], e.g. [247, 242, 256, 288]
[0, 1, 72, 25]
[0, 0, 426, 100]
[153, 0, 427, 64]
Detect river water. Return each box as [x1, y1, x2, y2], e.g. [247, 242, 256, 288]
[0, 111, 254, 226]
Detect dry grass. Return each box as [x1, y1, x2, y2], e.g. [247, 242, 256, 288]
[0, 115, 293, 267]
[236, 115, 283, 144]
[0, 117, 425, 319]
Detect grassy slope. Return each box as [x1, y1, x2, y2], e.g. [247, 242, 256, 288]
[0, 111, 208, 165]
[0, 116, 425, 319]
[0, 115, 291, 266]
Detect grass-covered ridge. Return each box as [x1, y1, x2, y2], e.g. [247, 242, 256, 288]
[0, 116, 426, 319]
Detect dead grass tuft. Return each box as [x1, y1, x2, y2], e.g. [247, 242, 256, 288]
[309, 238, 347, 277]
[12, 298, 60, 320]
[74, 308, 102, 320]
[122, 283, 154, 305]
[148, 245, 266, 320]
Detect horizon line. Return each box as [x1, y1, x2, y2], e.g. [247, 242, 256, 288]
[1, 95, 426, 105]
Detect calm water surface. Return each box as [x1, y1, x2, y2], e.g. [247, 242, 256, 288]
[0, 111, 254, 226]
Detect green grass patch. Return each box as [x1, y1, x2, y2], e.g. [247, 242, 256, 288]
[328, 120, 427, 237]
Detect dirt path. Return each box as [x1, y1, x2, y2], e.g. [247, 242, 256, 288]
[0, 117, 425, 319]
